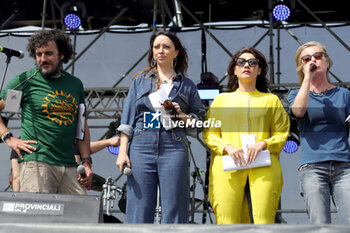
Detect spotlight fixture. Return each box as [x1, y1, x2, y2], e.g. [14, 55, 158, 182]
[283, 117, 300, 154]
[108, 146, 120, 156]
[64, 14, 81, 30]
[272, 4, 290, 21]
[268, 0, 296, 22]
[283, 138, 299, 154]
[60, 0, 87, 30]
[105, 117, 121, 156]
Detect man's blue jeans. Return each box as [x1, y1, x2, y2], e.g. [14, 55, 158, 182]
[299, 161, 350, 224]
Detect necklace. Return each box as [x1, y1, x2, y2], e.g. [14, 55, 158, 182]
[311, 89, 329, 97]
[161, 72, 176, 83]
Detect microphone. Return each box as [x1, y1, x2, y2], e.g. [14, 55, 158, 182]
[123, 165, 132, 176]
[0, 46, 24, 59]
[310, 63, 317, 72]
[77, 164, 86, 178]
[162, 99, 180, 121]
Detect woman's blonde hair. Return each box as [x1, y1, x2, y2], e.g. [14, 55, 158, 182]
[295, 41, 333, 84]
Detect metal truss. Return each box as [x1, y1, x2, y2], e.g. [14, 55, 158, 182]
[2, 87, 129, 123]
[83, 87, 128, 119]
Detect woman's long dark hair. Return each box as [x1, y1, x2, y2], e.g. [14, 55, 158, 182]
[227, 47, 269, 92]
[132, 31, 188, 88]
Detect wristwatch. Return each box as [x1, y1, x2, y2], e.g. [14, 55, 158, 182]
[82, 157, 92, 165]
[1, 132, 13, 142]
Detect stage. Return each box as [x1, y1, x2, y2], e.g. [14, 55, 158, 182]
[1, 223, 350, 233]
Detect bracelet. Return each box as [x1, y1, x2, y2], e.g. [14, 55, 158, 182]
[82, 157, 92, 165]
[1, 131, 13, 142]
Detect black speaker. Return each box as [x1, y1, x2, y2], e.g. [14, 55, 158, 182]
[0, 191, 103, 223]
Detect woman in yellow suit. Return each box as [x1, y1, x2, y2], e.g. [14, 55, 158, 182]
[203, 47, 289, 224]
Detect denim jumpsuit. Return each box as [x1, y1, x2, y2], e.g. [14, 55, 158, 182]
[118, 72, 205, 223]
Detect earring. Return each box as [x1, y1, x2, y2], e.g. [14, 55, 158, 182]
[151, 57, 157, 67]
[173, 57, 177, 67]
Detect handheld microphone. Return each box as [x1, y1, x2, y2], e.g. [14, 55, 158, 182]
[123, 165, 132, 176]
[310, 63, 317, 72]
[0, 46, 24, 59]
[77, 164, 86, 178]
[162, 99, 179, 121]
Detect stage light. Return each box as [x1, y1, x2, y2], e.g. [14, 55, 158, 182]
[283, 137, 299, 154]
[64, 14, 81, 30]
[273, 4, 290, 21]
[283, 117, 300, 154]
[108, 146, 120, 156]
[60, 1, 87, 30]
[105, 118, 121, 156]
[268, 0, 295, 22]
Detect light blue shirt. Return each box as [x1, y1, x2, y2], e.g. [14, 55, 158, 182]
[288, 86, 350, 168]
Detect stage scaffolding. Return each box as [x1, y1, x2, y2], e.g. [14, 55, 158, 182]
[2, 0, 350, 121]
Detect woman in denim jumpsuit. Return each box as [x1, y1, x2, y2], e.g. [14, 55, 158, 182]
[116, 31, 205, 223]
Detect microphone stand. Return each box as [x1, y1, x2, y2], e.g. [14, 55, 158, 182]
[190, 167, 199, 223]
[186, 139, 213, 224]
[102, 172, 127, 216]
[194, 135, 213, 224]
[0, 55, 12, 93]
[102, 176, 117, 216]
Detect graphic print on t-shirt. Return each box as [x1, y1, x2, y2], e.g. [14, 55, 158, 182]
[42, 90, 78, 126]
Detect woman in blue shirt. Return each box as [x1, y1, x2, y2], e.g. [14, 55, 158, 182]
[287, 41, 350, 224]
[116, 31, 205, 223]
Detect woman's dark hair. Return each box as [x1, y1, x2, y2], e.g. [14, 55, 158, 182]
[27, 29, 73, 64]
[227, 47, 269, 92]
[133, 31, 188, 80]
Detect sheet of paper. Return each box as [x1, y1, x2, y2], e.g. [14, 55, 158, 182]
[75, 104, 86, 140]
[3, 89, 22, 113]
[148, 84, 174, 130]
[240, 134, 256, 154]
[222, 150, 271, 171]
[148, 84, 173, 109]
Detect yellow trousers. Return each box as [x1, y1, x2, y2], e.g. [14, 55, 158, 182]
[209, 155, 283, 224]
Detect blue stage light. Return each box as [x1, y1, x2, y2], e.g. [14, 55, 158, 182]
[64, 14, 81, 30]
[108, 146, 120, 156]
[272, 4, 291, 21]
[283, 139, 298, 154]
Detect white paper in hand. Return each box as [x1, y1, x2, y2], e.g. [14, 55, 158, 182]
[3, 89, 22, 113]
[148, 84, 174, 130]
[222, 150, 271, 171]
[75, 104, 86, 140]
[148, 84, 171, 109]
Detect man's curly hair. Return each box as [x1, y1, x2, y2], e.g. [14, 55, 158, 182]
[27, 29, 73, 64]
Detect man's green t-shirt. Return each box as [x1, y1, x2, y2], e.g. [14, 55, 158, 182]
[1, 68, 85, 166]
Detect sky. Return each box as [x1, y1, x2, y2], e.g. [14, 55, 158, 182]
[0, 24, 350, 224]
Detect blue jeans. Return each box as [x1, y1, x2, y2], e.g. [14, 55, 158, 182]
[299, 161, 350, 224]
[125, 128, 189, 223]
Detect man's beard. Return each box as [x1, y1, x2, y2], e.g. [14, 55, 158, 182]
[37, 61, 62, 78]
